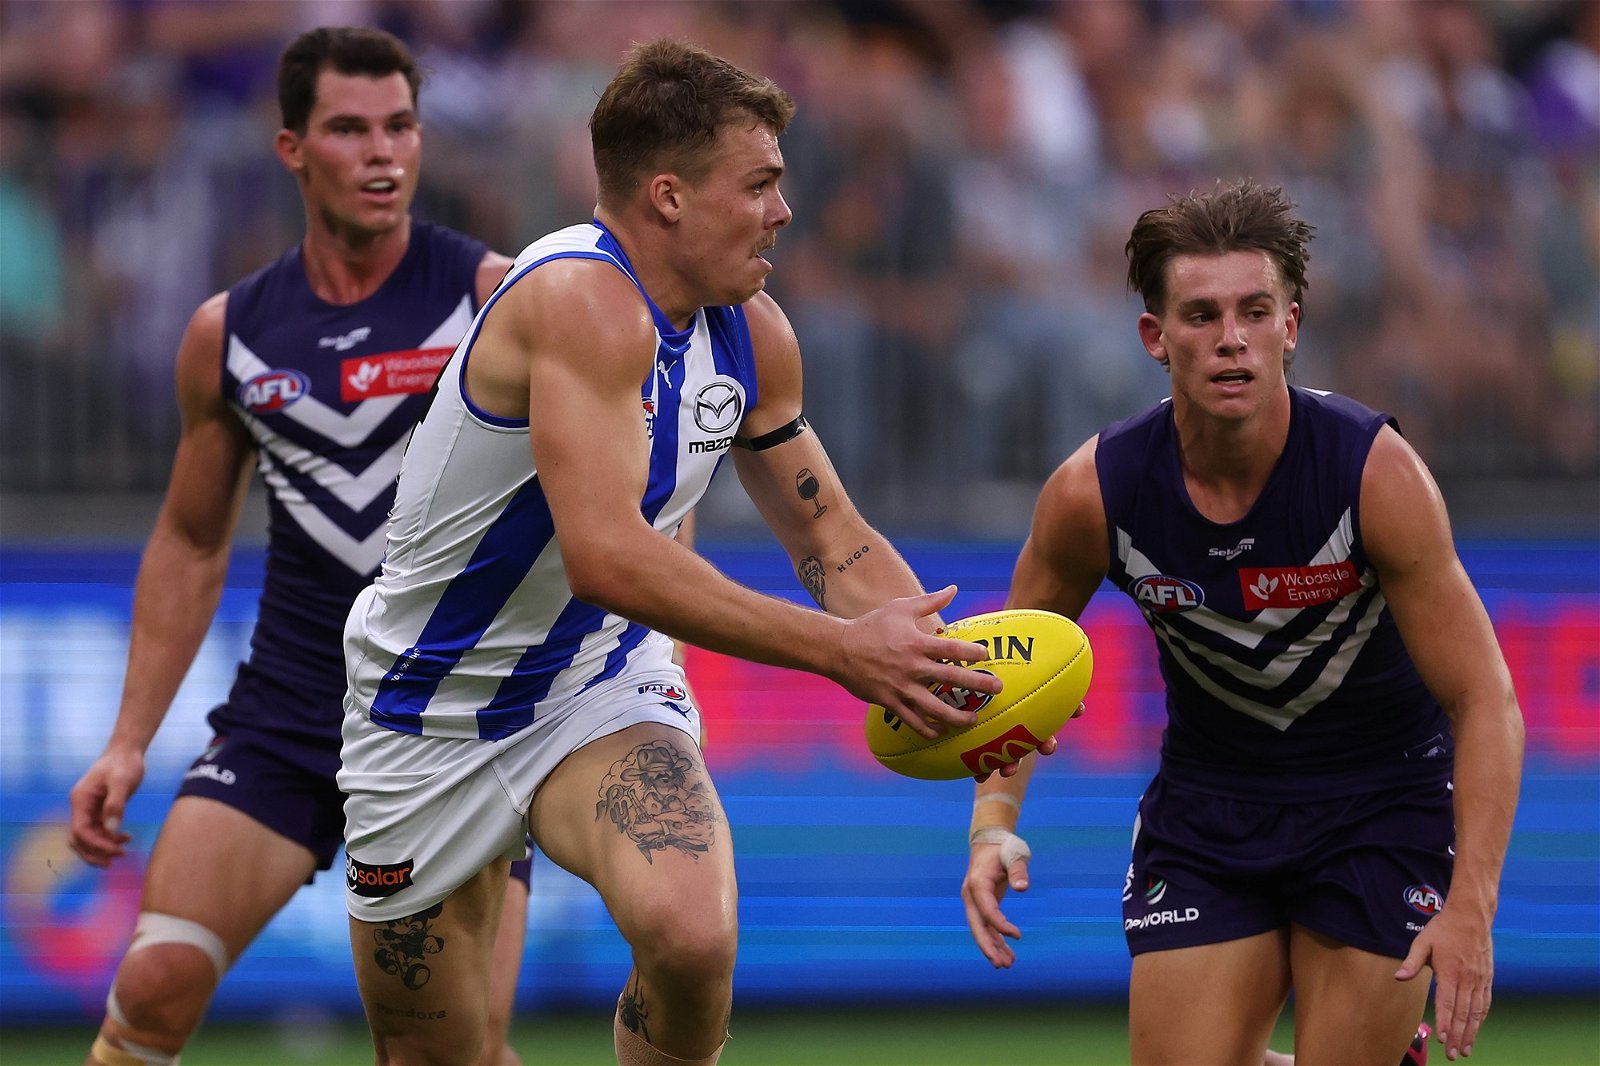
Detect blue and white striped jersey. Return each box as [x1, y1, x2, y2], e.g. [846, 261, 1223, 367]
[345, 222, 758, 741]
[1096, 386, 1453, 801]
[217, 221, 487, 747]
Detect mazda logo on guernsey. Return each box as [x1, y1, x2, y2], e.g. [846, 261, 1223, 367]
[1132, 575, 1204, 613]
[237, 369, 309, 413]
[693, 381, 741, 433]
[347, 855, 416, 898]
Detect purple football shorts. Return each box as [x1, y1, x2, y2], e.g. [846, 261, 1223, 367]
[1122, 773, 1454, 960]
[176, 726, 533, 888]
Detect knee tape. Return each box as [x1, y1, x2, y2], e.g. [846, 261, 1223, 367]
[105, 913, 230, 1028]
[89, 1033, 180, 1065]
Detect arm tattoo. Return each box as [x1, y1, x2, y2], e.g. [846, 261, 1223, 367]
[372, 902, 445, 992]
[795, 468, 827, 518]
[596, 741, 718, 863]
[797, 555, 825, 609]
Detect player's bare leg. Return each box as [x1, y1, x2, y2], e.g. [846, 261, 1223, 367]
[1288, 925, 1430, 1065]
[531, 723, 735, 1064]
[1130, 930, 1291, 1065]
[86, 797, 316, 1065]
[481, 876, 530, 1065]
[349, 858, 508, 1065]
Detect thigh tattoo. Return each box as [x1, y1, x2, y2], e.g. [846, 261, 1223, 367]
[596, 740, 719, 863]
[371, 902, 445, 992]
[618, 971, 651, 1041]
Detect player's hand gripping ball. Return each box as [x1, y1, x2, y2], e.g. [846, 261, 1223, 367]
[865, 609, 1092, 780]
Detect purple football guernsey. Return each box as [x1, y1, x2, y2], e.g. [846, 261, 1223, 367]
[1096, 386, 1454, 801]
[215, 221, 487, 764]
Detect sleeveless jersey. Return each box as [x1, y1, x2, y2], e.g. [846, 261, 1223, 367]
[1096, 386, 1453, 801]
[345, 222, 759, 742]
[217, 221, 488, 745]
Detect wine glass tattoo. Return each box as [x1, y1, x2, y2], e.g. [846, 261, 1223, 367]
[796, 468, 827, 518]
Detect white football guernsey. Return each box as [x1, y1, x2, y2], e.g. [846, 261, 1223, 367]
[344, 222, 758, 742]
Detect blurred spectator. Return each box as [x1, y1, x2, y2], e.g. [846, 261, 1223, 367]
[0, 0, 1592, 519]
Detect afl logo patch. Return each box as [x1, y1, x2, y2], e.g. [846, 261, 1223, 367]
[238, 369, 309, 413]
[1403, 884, 1444, 916]
[693, 381, 741, 434]
[931, 671, 997, 716]
[1132, 575, 1204, 613]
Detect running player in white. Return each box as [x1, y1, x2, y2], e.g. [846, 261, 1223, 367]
[338, 38, 1019, 1066]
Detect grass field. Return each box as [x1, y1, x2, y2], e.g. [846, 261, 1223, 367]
[2, 999, 1594, 1065]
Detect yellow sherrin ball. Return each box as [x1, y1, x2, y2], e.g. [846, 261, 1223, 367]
[865, 609, 1092, 780]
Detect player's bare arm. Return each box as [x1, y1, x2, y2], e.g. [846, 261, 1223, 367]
[68, 293, 256, 867]
[731, 293, 917, 616]
[475, 262, 994, 731]
[728, 292, 1004, 737]
[473, 250, 515, 307]
[961, 440, 1107, 964]
[1361, 425, 1524, 1061]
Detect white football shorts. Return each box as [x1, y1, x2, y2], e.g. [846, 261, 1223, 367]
[339, 641, 701, 922]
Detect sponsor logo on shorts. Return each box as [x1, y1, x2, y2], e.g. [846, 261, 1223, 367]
[931, 671, 997, 717]
[1126, 906, 1200, 931]
[1239, 562, 1361, 609]
[1132, 575, 1204, 613]
[347, 856, 416, 898]
[237, 369, 309, 413]
[1403, 883, 1444, 916]
[183, 762, 236, 786]
[340, 348, 453, 402]
[638, 683, 688, 700]
[960, 723, 1043, 776]
[1143, 876, 1168, 905]
[1122, 863, 1136, 902]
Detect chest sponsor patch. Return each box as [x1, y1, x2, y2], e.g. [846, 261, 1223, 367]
[1239, 562, 1361, 608]
[340, 348, 454, 402]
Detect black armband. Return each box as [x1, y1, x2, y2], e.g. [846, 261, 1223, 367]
[733, 414, 810, 452]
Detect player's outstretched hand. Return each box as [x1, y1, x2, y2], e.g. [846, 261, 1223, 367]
[840, 585, 1002, 740]
[963, 830, 1032, 968]
[1396, 902, 1494, 1060]
[68, 745, 143, 867]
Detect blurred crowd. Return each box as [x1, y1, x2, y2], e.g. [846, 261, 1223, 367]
[2, 0, 1596, 529]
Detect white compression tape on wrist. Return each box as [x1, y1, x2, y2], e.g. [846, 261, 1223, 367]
[969, 826, 1032, 868]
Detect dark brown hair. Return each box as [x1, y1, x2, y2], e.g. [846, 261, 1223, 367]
[590, 38, 796, 208]
[1126, 180, 1314, 315]
[278, 27, 422, 134]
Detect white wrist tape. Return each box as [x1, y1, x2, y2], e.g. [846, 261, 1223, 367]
[969, 826, 1032, 868]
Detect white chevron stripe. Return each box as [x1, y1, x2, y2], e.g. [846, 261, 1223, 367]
[1153, 592, 1386, 730]
[226, 296, 473, 447]
[1117, 507, 1386, 729]
[1118, 509, 1362, 650]
[250, 428, 409, 512]
[260, 465, 390, 574]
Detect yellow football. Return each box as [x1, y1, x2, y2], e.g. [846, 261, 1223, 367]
[865, 609, 1092, 780]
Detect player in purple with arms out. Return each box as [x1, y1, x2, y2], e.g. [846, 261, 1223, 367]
[67, 26, 532, 1066]
[959, 180, 1522, 1065]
